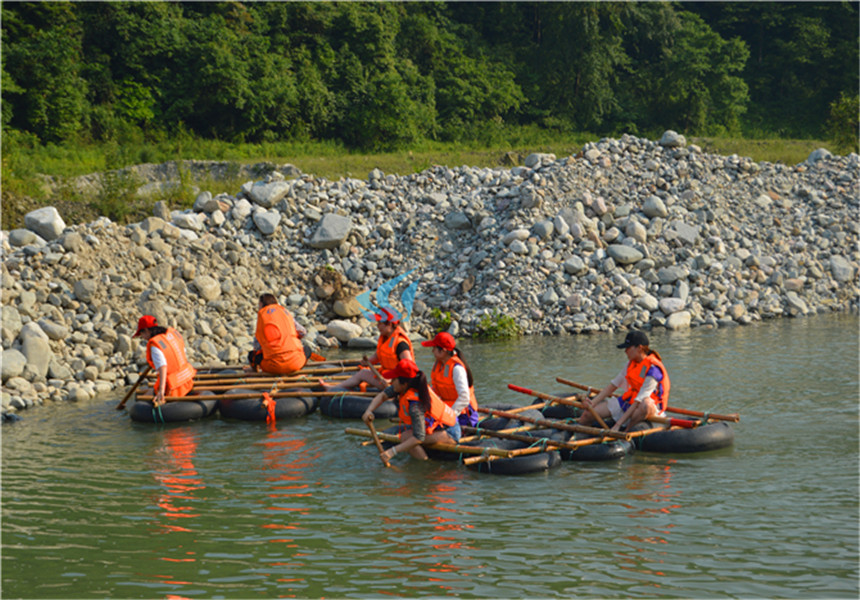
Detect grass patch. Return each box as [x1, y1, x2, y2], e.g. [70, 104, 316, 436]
[0, 125, 838, 228]
[691, 136, 831, 165]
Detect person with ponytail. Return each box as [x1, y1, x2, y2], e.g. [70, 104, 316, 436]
[361, 359, 460, 462]
[421, 332, 479, 427]
[578, 330, 671, 432]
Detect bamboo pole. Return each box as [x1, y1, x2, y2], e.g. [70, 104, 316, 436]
[508, 384, 698, 429]
[115, 366, 152, 410]
[477, 406, 631, 440]
[187, 379, 349, 392]
[344, 427, 532, 458]
[555, 377, 740, 422]
[135, 390, 374, 403]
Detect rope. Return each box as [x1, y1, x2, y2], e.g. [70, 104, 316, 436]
[700, 412, 711, 425]
[261, 392, 276, 424]
[152, 405, 165, 424]
[527, 438, 549, 450]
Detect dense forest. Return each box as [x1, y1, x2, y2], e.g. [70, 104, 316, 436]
[2, 1, 858, 151]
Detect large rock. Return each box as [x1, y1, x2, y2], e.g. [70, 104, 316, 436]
[659, 130, 687, 148]
[246, 180, 291, 208]
[24, 206, 66, 241]
[1, 349, 27, 382]
[607, 244, 644, 265]
[74, 279, 98, 303]
[193, 275, 221, 301]
[665, 311, 692, 330]
[253, 209, 281, 235]
[9, 229, 42, 247]
[444, 211, 472, 230]
[309, 214, 352, 249]
[326, 319, 363, 342]
[830, 255, 855, 283]
[21, 334, 52, 378]
[333, 297, 364, 318]
[642, 195, 668, 218]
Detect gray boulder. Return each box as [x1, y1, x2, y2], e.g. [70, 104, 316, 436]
[607, 244, 644, 265]
[1, 349, 27, 382]
[659, 130, 687, 148]
[309, 214, 353, 249]
[24, 206, 66, 241]
[253, 209, 281, 235]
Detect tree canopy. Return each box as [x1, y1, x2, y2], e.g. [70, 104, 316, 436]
[2, 1, 856, 149]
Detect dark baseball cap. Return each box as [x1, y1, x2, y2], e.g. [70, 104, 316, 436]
[617, 330, 649, 349]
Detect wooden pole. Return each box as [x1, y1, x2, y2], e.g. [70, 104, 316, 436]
[477, 406, 631, 439]
[135, 390, 375, 403]
[344, 427, 534, 458]
[115, 366, 152, 410]
[508, 386, 698, 429]
[507, 383, 609, 429]
[366, 420, 391, 468]
[555, 377, 740, 423]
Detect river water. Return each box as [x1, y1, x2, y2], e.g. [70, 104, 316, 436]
[2, 314, 858, 599]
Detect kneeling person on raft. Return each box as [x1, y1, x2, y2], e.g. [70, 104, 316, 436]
[361, 359, 460, 462]
[248, 293, 312, 375]
[579, 330, 671, 432]
[133, 315, 196, 407]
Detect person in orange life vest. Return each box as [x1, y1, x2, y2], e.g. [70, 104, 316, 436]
[248, 293, 311, 375]
[362, 359, 460, 462]
[133, 315, 197, 407]
[421, 332, 479, 427]
[319, 307, 414, 391]
[578, 330, 671, 432]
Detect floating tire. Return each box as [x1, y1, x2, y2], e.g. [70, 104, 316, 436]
[631, 421, 735, 453]
[218, 388, 317, 421]
[462, 437, 561, 475]
[318, 389, 396, 419]
[129, 394, 218, 423]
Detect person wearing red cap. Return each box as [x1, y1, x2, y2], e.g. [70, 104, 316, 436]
[248, 293, 310, 375]
[133, 315, 196, 406]
[321, 307, 414, 391]
[421, 332, 479, 427]
[578, 330, 671, 432]
[361, 359, 460, 462]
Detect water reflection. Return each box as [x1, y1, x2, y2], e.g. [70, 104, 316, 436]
[254, 424, 321, 592]
[151, 427, 205, 538]
[377, 469, 476, 594]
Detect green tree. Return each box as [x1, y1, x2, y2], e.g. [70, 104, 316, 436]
[2, 2, 89, 142]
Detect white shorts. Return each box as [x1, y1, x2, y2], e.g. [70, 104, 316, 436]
[608, 397, 631, 421]
[608, 397, 664, 422]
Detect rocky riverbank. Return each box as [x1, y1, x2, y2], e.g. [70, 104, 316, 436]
[2, 132, 858, 420]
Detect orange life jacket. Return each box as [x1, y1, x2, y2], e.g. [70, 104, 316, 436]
[375, 326, 414, 371]
[255, 304, 306, 375]
[147, 328, 197, 397]
[431, 355, 478, 414]
[397, 387, 457, 434]
[621, 353, 670, 413]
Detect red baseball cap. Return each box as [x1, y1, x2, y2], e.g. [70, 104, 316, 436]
[420, 332, 456, 351]
[133, 315, 159, 337]
[381, 359, 420, 380]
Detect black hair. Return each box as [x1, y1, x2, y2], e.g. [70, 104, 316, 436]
[452, 348, 475, 387]
[259, 293, 278, 307]
[399, 370, 431, 412]
[149, 326, 168, 336]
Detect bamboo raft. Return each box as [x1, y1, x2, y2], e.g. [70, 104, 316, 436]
[120, 362, 739, 471]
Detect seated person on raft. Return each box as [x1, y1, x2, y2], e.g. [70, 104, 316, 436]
[361, 359, 460, 462]
[422, 331, 479, 428]
[579, 330, 670, 432]
[320, 308, 414, 391]
[248, 293, 312, 375]
[133, 315, 196, 407]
